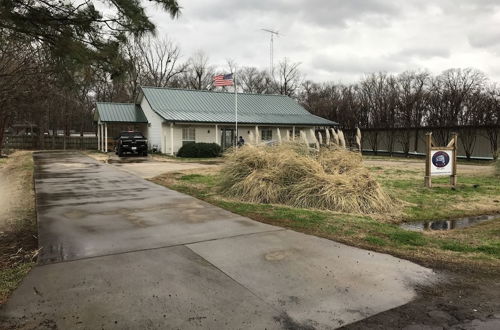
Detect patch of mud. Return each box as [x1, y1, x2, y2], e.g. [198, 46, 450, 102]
[341, 272, 500, 330]
[274, 312, 318, 330]
[0, 317, 57, 330]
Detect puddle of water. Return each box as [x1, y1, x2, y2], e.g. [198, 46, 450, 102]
[400, 214, 500, 231]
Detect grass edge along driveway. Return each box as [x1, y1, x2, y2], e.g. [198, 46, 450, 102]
[150, 163, 500, 274]
[0, 151, 37, 305]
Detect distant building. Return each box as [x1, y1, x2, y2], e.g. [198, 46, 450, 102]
[95, 87, 337, 154]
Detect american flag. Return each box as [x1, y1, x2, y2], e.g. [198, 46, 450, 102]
[213, 73, 234, 86]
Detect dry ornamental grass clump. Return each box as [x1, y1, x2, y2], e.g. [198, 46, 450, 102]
[219, 143, 399, 214]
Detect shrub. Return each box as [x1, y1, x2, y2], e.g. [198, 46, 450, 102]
[177, 142, 222, 158]
[219, 142, 400, 214]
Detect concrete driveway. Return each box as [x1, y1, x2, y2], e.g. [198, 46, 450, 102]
[102, 153, 217, 179]
[0, 152, 435, 329]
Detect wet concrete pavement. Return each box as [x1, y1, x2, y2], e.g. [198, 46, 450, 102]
[1, 151, 436, 329]
[106, 154, 215, 179]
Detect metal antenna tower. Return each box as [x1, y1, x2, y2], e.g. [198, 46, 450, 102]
[261, 28, 280, 75]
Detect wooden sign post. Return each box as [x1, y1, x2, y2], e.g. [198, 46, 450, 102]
[424, 132, 458, 188]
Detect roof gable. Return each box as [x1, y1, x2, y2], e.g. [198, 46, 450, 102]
[140, 87, 336, 126]
[96, 103, 148, 123]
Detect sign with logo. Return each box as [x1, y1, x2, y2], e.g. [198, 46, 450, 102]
[424, 132, 458, 187]
[430, 150, 453, 176]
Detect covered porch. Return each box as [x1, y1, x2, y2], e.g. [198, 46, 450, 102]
[95, 103, 149, 153]
[162, 122, 329, 155]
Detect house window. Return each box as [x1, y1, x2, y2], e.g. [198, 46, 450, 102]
[182, 127, 196, 145]
[261, 128, 272, 141]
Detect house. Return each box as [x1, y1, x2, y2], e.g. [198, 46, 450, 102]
[95, 87, 337, 154]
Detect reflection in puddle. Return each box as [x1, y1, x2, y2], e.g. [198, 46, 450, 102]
[400, 214, 500, 231]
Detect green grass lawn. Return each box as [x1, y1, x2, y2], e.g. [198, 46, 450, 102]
[370, 167, 500, 221]
[152, 160, 500, 272]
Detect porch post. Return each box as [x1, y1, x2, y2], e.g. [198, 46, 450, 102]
[292, 126, 296, 141]
[215, 124, 219, 145]
[163, 134, 167, 154]
[104, 123, 108, 153]
[97, 124, 101, 151]
[170, 122, 174, 156]
[100, 124, 104, 151]
[255, 125, 259, 144]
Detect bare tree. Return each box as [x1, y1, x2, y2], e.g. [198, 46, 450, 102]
[239, 66, 273, 94]
[482, 86, 500, 159]
[274, 58, 301, 97]
[183, 51, 216, 90]
[395, 71, 430, 154]
[0, 35, 38, 153]
[136, 37, 187, 88]
[358, 72, 398, 154]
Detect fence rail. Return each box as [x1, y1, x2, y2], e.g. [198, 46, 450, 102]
[2, 136, 98, 150]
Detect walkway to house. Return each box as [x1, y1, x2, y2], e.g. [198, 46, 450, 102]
[0, 152, 435, 329]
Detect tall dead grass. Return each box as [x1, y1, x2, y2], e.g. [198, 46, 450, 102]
[219, 143, 400, 214]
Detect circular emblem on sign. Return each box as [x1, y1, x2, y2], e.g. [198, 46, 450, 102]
[432, 151, 450, 168]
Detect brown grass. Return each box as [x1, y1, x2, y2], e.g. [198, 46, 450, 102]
[219, 143, 400, 214]
[0, 151, 37, 305]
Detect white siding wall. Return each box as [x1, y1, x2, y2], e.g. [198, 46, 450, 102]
[195, 126, 218, 143]
[236, 126, 253, 144]
[140, 97, 164, 151]
[161, 123, 171, 154]
[173, 126, 183, 152]
[162, 124, 184, 155]
[233, 125, 301, 144]
[159, 122, 319, 154]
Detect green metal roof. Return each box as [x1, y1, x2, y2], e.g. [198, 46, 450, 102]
[140, 87, 337, 126]
[96, 103, 148, 123]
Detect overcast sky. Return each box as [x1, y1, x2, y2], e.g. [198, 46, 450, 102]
[146, 0, 500, 83]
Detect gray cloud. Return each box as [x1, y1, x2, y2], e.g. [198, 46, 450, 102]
[148, 0, 500, 83]
[396, 47, 451, 60]
[468, 31, 500, 49]
[312, 53, 405, 75]
[187, 0, 401, 27]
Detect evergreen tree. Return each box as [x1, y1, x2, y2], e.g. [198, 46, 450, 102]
[0, 0, 180, 65]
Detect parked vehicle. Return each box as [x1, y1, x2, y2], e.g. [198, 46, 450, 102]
[115, 131, 148, 157]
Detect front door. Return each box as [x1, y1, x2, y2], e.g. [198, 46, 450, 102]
[221, 128, 235, 150]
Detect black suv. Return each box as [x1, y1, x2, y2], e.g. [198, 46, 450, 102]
[115, 131, 148, 157]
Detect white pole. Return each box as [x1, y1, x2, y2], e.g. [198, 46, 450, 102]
[170, 122, 174, 156]
[97, 123, 101, 151]
[100, 124, 104, 151]
[234, 72, 238, 147]
[215, 124, 219, 145]
[104, 123, 108, 153]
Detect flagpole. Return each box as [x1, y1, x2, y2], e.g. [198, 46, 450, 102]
[234, 71, 238, 148]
